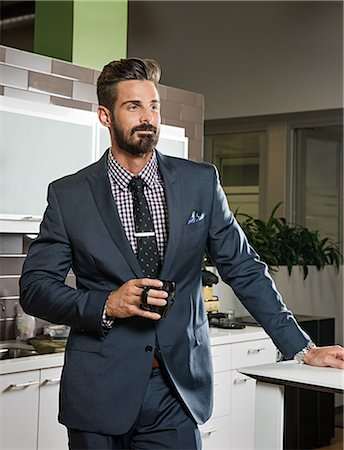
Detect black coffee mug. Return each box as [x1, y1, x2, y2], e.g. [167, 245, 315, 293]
[141, 280, 176, 319]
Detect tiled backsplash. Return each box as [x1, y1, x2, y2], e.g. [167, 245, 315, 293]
[0, 234, 76, 340]
[0, 45, 204, 161]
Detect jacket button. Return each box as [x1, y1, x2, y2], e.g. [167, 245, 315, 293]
[145, 345, 153, 354]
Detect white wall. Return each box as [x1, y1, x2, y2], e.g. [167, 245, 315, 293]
[128, 1, 343, 120]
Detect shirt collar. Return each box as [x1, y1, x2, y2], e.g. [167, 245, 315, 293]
[107, 148, 158, 190]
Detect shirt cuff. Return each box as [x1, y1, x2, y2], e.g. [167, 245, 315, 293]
[101, 297, 114, 329]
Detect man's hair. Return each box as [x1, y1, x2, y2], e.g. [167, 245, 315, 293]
[97, 57, 161, 110]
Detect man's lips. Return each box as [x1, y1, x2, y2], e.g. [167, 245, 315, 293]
[131, 125, 157, 136]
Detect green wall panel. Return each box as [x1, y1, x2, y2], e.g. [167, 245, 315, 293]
[72, 0, 128, 70]
[34, 1, 73, 61]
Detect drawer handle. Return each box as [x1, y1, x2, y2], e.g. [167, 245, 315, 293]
[42, 378, 60, 385]
[201, 428, 218, 438]
[211, 353, 220, 358]
[234, 377, 248, 384]
[247, 347, 266, 354]
[9, 380, 39, 389]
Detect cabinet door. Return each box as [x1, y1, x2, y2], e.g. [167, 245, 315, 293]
[38, 367, 68, 450]
[0, 370, 39, 450]
[230, 371, 256, 450]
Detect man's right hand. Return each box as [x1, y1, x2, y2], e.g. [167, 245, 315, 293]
[105, 278, 168, 320]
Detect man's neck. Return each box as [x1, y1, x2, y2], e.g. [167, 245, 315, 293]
[111, 147, 154, 175]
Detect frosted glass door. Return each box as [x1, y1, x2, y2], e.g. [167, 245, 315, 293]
[1, 110, 94, 217]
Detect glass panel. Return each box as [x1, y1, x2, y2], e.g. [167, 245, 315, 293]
[293, 126, 342, 244]
[205, 132, 266, 219]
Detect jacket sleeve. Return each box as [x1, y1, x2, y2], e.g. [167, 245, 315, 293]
[20, 183, 109, 338]
[206, 165, 311, 359]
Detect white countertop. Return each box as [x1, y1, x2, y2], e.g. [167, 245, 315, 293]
[239, 360, 344, 393]
[209, 325, 269, 345]
[0, 351, 65, 375]
[0, 325, 268, 375]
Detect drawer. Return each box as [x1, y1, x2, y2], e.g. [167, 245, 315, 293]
[199, 415, 230, 450]
[231, 338, 276, 369]
[210, 344, 231, 373]
[212, 371, 231, 418]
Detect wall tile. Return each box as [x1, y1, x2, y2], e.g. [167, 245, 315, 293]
[195, 123, 204, 140]
[0, 256, 26, 276]
[52, 60, 94, 83]
[72, 81, 97, 103]
[181, 104, 204, 123]
[188, 139, 203, 162]
[166, 85, 200, 106]
[93, 70, 101, 85]
[4, 86, 50, 104]
[0, 47, 5, 62]
[29, 71, 73, 97]
[5, 47, 52, 74]
[161, 100, 182, 121]
[158, 84, 168, 100]
[0, 235, 23, 254]
[51, 96, 93, 111]
[0, 276, 20, 297]
[0, 64, 28, 89]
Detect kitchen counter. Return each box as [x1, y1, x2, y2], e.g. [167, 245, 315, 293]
[208, 324, 270, 345]
[0, 326, 269, 375]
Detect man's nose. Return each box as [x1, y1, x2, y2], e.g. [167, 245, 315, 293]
[140, 107, 153, 124]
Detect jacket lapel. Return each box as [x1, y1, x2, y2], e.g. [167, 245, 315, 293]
[86, 152, 143, 278]
[156, 151, 184, 279]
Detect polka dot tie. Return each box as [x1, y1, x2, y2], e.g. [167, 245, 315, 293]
[129, 176, 161, 278]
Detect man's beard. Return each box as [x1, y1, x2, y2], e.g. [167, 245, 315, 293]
[112, 123, 160, 156]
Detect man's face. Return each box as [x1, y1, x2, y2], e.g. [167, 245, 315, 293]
[111, 80, 161, 157]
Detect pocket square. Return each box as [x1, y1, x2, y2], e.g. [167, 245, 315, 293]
[187, 210, 206, 225]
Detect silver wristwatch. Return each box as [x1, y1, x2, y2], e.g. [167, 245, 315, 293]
[294, 341, 316, 364]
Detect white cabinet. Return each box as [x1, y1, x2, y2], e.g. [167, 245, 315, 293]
[0, 370, 39, 450]
[0, 97, 188, 234]
[0, 366, 67, 450]
[201, 333, 277, 450]
[38, 367, 68, 450]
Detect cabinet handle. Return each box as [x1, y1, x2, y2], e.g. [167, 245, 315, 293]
[233, 377, 248, 384]
[9, 380, 39, 389]
[201, 428, 218, 438]
[247, 347, 265, 354]
[42, 378, 60, 385]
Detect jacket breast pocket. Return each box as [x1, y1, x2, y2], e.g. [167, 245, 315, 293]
[182, 220, 207, 236]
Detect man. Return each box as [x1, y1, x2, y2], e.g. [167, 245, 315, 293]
[20, 58, 344, 450]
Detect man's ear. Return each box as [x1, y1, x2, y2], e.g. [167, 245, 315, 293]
[98, 106, 112, 128]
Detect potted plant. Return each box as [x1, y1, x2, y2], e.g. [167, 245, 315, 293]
[236, 203, 343, 343]
[236, 202, 342, 279]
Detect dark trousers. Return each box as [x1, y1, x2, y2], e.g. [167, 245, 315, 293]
[68, 368, 202, 450]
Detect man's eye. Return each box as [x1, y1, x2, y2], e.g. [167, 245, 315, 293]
[151, 104, 160, 111]
[128, 104, 138, 111]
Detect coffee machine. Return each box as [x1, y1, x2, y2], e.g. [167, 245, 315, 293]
[201, 269, 220, 313]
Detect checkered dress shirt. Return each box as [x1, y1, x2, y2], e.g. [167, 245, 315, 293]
[107, 149, 168, 261]
[102, 149, 168, 326]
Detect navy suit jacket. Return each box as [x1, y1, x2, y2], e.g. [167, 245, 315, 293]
[20, 150, 310, 434]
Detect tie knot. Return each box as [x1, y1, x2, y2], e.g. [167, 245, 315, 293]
[129, 176, 145, 194]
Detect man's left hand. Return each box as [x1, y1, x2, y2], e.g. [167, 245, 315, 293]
[304, 345, 344, 369]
